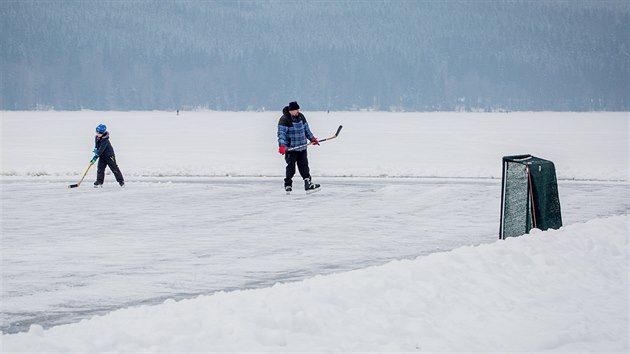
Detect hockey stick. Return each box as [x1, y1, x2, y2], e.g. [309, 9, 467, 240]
[68, 161, 95, 188]
[287, 125, 343, 151]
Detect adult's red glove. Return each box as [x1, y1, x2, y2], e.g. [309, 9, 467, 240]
[311, 137, 320, 145]
[278, 145, 286, 155]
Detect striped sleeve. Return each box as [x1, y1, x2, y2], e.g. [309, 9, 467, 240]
[277, 125, 289, 146]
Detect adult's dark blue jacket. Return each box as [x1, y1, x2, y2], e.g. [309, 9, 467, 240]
[277, 106, 315, 152]
[94, 132, 115, 158]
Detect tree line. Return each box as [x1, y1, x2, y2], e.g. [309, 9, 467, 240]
[1, 0, 628, 111]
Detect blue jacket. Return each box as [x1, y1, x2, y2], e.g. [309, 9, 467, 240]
[277, 107, 315, 152]
[94, 132, 115, 158]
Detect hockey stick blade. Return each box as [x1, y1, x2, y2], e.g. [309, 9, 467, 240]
[319, 125, 343, 143]
[68, 162, 94, 189]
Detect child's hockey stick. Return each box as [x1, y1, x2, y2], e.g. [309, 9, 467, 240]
[287, 125, 343, 151]
[68, 160, 95, 188]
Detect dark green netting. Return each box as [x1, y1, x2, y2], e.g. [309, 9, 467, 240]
[500, 155, 562, 239]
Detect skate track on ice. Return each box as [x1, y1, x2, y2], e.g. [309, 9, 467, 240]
[1, 176, 628, 333]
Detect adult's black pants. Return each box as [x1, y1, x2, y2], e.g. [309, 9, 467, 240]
[284, 150, 311, 187]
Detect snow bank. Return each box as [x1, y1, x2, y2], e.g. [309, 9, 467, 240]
[3, 215, 627, 353]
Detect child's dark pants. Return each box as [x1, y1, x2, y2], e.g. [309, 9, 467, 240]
[96, 155, 125, 184]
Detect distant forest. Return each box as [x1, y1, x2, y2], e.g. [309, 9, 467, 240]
[1, 0, 628, 111]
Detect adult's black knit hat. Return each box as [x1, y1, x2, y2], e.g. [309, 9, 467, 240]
[288, 101, 300, 110]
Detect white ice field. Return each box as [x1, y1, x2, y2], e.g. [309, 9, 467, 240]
[1, 111, 628, 352]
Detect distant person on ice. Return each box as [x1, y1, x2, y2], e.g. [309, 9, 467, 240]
[277, 101, 320, 193]
[92, 124, 125, 188]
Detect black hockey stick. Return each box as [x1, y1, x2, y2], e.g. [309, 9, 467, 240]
[287, 125, 343, 151]
[68, 161, 95, 188]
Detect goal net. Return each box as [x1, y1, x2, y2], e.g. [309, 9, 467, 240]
[500, 155, 562, 239]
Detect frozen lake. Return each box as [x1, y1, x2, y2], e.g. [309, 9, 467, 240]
[1, 176, 628, 333]
[1, 110, 627, 335]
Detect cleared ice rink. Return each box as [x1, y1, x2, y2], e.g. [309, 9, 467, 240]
[2, 176, 628, 333]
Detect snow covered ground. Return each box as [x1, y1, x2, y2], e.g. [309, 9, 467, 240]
[1, 111, 628, 180]
[2, 214, 628, 353]
[1, 111, 629, 352]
